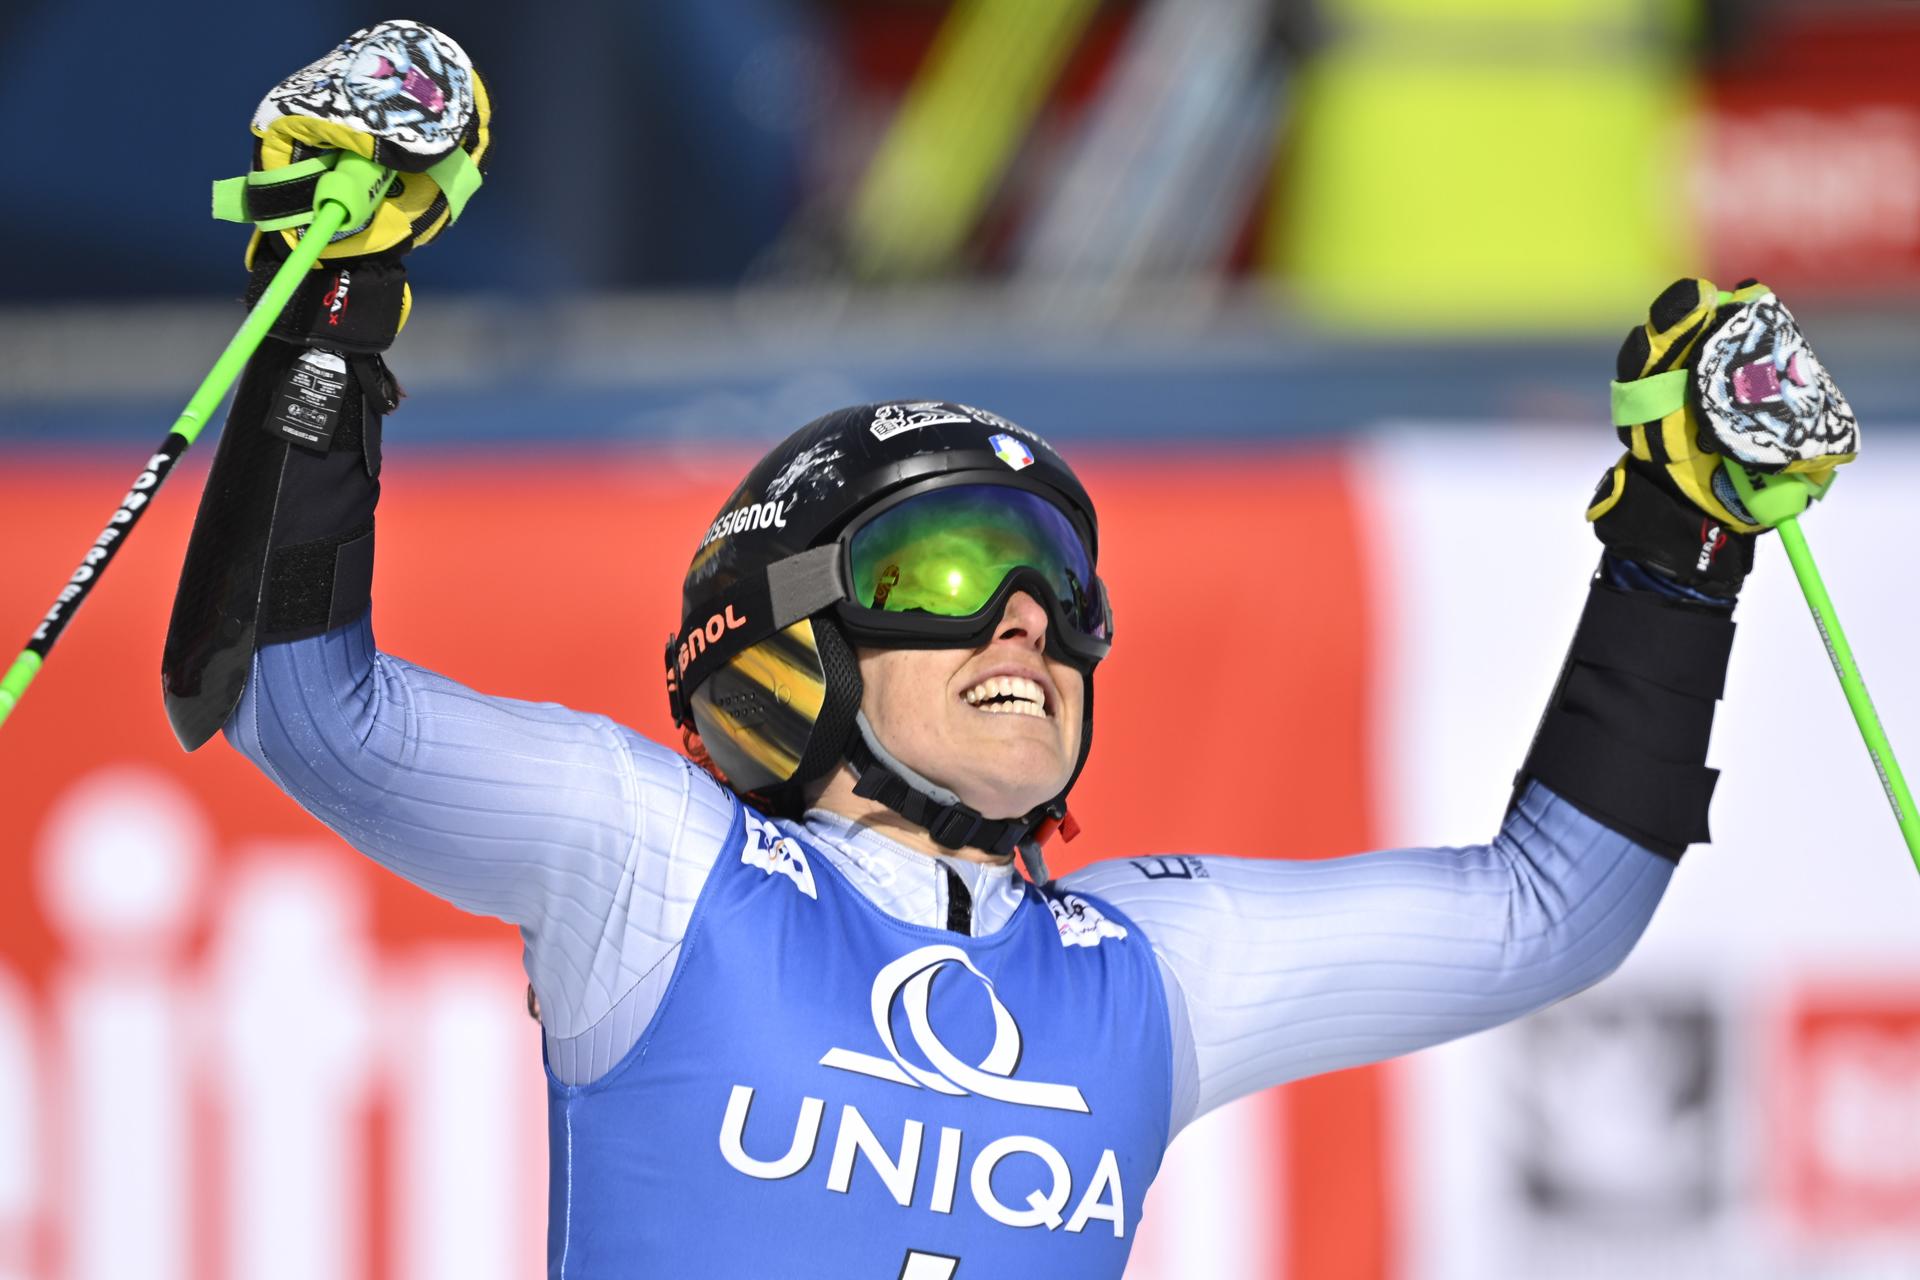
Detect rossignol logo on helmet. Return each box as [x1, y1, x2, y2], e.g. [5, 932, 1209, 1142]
[675, 604, 749, 677]
[700, 499, 792, 550]
[870, 402, 972, 440]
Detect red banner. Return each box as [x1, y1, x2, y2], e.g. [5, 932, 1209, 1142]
[1700, 8, 1920, 295]
[0, 449, 1385, 1279]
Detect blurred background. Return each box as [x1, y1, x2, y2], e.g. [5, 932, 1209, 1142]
[3, 0, 1919, 1277]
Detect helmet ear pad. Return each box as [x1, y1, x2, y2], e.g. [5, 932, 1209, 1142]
[759, 613, 865, 816]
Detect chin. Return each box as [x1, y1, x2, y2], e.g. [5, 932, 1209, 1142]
[921, 722, 1077, 819]
[960, 748, 1076, 818]
[966, 796, 1048, 822]
[956, 772, 1069, 821]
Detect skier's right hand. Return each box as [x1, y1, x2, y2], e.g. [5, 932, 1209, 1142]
[226, 22, 492, 359]
[237, 20, 492, 265]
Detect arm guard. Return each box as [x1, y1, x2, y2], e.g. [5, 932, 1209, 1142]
[160, 258, 403, 750]
[1516, 574, 1736, 859]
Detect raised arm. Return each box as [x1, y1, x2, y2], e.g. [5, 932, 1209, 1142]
[222, 617, 739, 1081]
[1067, 277, 1863, 1133]
[161, 25, 741, 1084]
[1063, 781, 1670, 1128]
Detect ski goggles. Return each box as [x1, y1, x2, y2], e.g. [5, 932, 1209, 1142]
[836, 481, 1111, 663]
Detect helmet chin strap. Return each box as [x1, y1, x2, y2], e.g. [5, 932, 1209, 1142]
[852, 712, 966, 807]
[845, 711, 1059, 874]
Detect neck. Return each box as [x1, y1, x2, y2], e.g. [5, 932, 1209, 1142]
[809, 765, 1012, 864]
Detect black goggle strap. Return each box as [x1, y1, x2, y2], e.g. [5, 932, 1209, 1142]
[665, 545, 848, 726]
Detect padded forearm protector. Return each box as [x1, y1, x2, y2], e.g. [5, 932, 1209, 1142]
[1517, 576, 1736, 860]
[162, 334, 390, 751]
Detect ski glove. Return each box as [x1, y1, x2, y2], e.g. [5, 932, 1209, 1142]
[219, 22, 493, 362]
[215, 20, 492, 266]
[1587, 277, 1859, 599]
[164, 22, 492, 748]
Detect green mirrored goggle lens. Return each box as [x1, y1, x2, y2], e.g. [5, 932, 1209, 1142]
[848, 485, 1103, 637]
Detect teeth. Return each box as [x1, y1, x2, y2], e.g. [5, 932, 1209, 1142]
[962, 675, 1049, 717]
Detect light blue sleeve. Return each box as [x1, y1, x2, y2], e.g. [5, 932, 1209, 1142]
[1059, 781, 1674, 1132]
[224, 616, 740, 1084]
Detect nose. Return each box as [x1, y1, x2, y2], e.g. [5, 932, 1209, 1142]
[994, 591, 1049, 650]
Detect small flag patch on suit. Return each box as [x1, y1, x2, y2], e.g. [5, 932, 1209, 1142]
[988, 433, 1034, 471]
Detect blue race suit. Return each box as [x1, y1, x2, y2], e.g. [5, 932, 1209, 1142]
[226, 613, 1673, 1277]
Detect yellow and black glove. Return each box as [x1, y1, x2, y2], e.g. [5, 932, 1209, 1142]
[224, 18, 492, 263]
[165, 23, 493, 749]
[1587, 277, 1859, 599]
[215, 20, 493, 357]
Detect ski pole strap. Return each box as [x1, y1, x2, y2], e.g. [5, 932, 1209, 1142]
[215, 156, 357, 231]
[213, 152, 396, 240]
[1519, 578, 1737, 860]
[214, 149, 478, 234]
[1610, 368, 1689, 427]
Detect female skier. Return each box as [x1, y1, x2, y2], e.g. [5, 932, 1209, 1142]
[163, 23, 1858, 1279]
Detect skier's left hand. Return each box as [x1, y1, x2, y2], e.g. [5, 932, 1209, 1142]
[1585, 277, 1860, 598]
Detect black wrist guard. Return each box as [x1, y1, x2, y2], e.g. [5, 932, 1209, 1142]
[1517, 575, 1737, 860]
[245, 238, 409, 355]
[161, 332, 395, 751]
[1588, 457, 1756, 600]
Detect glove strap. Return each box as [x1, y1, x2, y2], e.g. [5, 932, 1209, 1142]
[213, 157, 332, 230]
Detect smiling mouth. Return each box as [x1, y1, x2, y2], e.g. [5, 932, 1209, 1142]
[961, 674, 1050, 719]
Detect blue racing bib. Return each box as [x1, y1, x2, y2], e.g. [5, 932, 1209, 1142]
[547, 802, 1173, 1279]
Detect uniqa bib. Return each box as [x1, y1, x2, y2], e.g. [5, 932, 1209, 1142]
[546, 802, 1173, 1279]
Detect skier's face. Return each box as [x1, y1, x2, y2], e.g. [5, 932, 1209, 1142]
[856, 590, 1085, 822]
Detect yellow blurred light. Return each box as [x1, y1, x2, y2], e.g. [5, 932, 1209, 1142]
[1268, 0, 1702, 332]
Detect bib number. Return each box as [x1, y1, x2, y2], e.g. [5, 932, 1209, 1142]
[899, 1249, 960, 1279]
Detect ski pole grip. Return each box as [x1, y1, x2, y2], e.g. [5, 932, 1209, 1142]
[1723, 460, 1821, 528]
[312, 153, 394, 233]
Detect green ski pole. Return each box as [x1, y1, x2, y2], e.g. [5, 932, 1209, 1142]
[0, 153, 391, 730]
[1724, 462, 1920, 872]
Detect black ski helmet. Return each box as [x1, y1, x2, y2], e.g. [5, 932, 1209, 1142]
[665, 401, 1111, 857]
